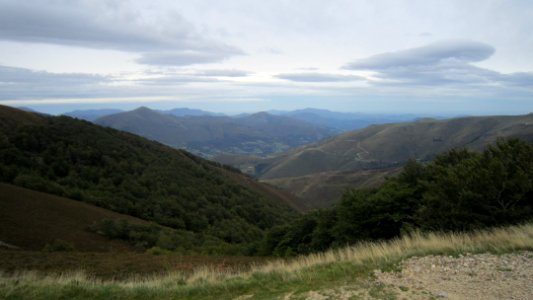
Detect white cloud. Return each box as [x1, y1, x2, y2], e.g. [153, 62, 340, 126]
[342, 40, 533, 91]
[192, 69, 250, 77]
[136, 50, 242, 66]
[0, 0, 243, 66]
[344, 40, 495, 70]
[275, 72, 364, 82]
[0, 65, 105, 85]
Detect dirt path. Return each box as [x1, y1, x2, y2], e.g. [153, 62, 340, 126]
[375, 251, 533, 299]
[293, 251, 533, 299]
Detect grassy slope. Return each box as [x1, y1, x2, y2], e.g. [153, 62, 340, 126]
[0, 250, 267, 280]
[259, 114, 533, 180]
[262, 167, 403, 210]
[2, 223, 532, 299]
[0, 184, 268, 280]
[254, 114, 533, 210]
[0, 183, 149, 251]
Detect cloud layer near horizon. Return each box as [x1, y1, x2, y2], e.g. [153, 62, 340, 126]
[0, 0, 532, 114]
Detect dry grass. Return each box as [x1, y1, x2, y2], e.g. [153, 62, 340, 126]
[2, 223, 533, 297]
[250, 223, 533, 277]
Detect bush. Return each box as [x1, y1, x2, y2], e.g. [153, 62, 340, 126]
[259, 139, 533, 256]
[42, 239, 75, 252]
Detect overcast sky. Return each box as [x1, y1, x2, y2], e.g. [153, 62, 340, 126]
[0, 0, 532, 115]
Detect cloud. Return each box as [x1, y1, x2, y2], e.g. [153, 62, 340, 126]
[339, 40, 533, 92]
[193, 69, 250, 77]
[0, 1, 242, 65]
[136, 50, 242, 66]
[133, 75, 218, 86]
[0, 65, 112, 100]
[275, 72, 364, 82]
[344, 40, 495, 70]
[0, 65, 106, 85]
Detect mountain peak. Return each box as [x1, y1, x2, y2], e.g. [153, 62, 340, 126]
[133, 106, 153, 113]
[250, 111, 272, 118]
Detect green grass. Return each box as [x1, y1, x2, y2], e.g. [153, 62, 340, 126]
[2, 223, 533, 299]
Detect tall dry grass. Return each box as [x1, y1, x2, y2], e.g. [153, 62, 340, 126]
[2, 223, 533, 291]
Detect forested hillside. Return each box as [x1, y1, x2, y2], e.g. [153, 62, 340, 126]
[260, 139, 533, 256]
[0, 105, 296, 253]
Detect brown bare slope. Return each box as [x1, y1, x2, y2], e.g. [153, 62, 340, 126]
[253, 114, 533, 210]
[258, 114, 533, 179]
[0, 183, 148, 251]
[262, 167, 403, 210]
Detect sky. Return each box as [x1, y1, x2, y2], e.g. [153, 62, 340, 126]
[0, 0, 532, 115]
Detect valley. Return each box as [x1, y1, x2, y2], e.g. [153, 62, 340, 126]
[93, 107, 335, 158]
[251, 113, 533, 209]
[2, 2, 533, 298]
[2, 105, 533, 299]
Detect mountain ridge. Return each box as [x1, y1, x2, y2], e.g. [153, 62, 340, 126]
[250, 113, 533, 209]
[95, 107, 335, 157]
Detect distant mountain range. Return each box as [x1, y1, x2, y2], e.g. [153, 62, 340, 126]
[63, 106, 431, 158]
[162, 107, 224, 117]
[273, 108, 424, 131]
[63, 109, 125, 121]
[63, 107, 220, 121]
[237, 113, 533, 209]
[95, 107, 335, 157]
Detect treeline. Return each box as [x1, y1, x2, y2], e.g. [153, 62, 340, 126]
[259, 139, 533, 256]
[0, 113, 295, 253]
[90, 219, 251, 255]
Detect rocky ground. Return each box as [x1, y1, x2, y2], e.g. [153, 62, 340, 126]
[375, 251, 533, 299]
[296, 251, 533, 299]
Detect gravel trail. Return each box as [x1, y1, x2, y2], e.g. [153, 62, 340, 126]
[375, 251, 533, 299]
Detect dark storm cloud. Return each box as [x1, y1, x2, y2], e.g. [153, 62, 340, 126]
[275, 72, 363, 82]
[0, 0, 242, 65]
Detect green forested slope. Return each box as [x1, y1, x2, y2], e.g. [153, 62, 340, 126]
[0, 105, 296, 251]
[260, 139, 533, 256]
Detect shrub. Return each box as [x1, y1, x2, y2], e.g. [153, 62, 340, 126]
[42, 239, 75, 252]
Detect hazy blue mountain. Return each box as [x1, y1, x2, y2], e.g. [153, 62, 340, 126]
[96, 107, 335, 157]
[162, 107, 223, 117]
[64, 109, 123, 121]
[281, 108, 424, 132]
